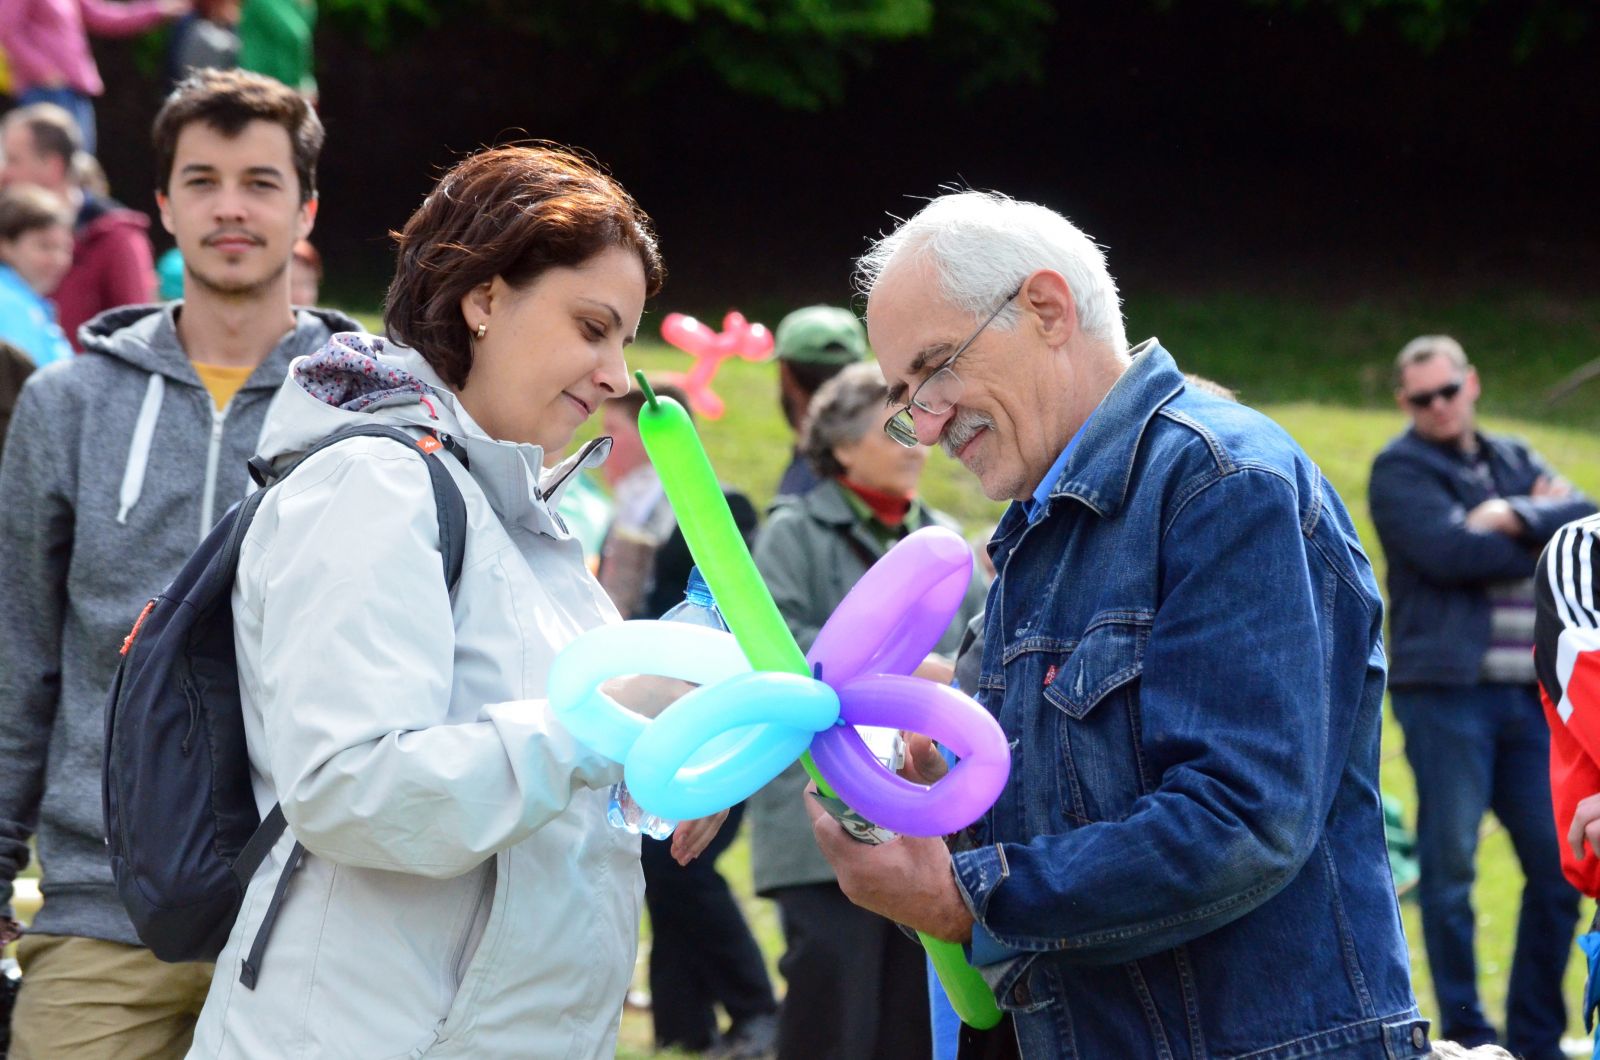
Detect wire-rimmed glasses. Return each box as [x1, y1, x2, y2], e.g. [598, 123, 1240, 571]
[883, 285, 1022, 447]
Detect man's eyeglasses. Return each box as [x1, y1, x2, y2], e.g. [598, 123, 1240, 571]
[1403, 380, 1464, 410]
[884, 284, 1023, 448]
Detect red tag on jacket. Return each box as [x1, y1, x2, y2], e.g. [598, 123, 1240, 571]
[121, 600, 156, 656]
[1043, 664, 1059, 688]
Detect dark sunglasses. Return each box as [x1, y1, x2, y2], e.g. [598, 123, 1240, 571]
[1404, 380, 1464, 409]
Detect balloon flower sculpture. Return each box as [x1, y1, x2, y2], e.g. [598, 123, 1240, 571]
[658, 311, 773, 419]
[549, 376, 1010, 1027]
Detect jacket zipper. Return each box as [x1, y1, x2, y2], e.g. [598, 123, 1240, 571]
[198, 404, 227, 540]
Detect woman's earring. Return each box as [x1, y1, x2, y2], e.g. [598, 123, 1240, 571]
[475, 322, 487, 340]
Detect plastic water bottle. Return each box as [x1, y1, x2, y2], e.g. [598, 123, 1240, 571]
[607, 567, 727, 840]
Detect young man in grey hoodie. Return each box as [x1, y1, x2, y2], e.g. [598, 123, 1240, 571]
[0, 68, 357, 1059]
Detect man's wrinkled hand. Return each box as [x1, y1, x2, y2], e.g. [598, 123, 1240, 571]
[899, 731, 950, 784]
[803, 782, 974, 943]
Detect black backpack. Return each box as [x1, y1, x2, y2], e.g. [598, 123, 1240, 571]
[102, 424, 467, 989]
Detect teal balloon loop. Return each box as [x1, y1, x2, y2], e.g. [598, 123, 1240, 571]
[625, 671, 840, 820]
[633, 372, 834, 796]
[547, 621, 842, 820]
[547, 621, 750, 763]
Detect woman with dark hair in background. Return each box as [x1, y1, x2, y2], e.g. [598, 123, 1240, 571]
[186, 144, 723, 1059]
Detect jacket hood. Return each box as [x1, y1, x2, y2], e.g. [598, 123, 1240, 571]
[259, 332, 611, 521]
[79, 303, 362, 384]
[77, 203, 150, 245]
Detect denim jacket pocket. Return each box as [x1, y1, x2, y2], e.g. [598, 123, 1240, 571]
[1041, 617, 1151, 825]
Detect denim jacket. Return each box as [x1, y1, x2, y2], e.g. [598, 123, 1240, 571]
[949, 343, 1425, 1059]
[1368, 427, 1596, 688]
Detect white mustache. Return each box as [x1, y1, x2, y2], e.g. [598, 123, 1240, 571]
[940, 408, 996, 459]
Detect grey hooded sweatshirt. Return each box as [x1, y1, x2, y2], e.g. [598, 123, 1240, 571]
[0, 302, 359, 943]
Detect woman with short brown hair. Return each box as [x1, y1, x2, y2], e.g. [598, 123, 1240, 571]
[187, 144, 711, 1059]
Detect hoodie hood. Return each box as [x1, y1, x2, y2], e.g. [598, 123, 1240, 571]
[76, 199, 150, 246]
[80, 302, 362, 386]
[79, 302, 362, 528]
[261, 332, 611, 530]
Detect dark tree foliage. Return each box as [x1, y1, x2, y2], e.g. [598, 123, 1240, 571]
[312, 0, 1590, 107]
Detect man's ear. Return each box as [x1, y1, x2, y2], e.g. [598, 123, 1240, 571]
[297, 195, 319, 239]
[1022, 269, 1078, 347]
[155, 191, 175, 237]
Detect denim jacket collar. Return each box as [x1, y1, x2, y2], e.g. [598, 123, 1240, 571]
[992, 339, 1183, 553]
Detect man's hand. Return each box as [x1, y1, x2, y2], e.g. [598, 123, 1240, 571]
[1569, 793, 1600, 861]
[669, 809, 728, 866]
[913, 654, 955, 685]
[1532, 474, 1574, 500]
[900, 732, 950, 784]
[1465, 498, 1524, 536]
[803, 783, 974, 942]
[0, 915, 21, 947]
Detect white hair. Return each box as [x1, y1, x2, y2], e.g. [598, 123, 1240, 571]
[855, 190, 1127, 353]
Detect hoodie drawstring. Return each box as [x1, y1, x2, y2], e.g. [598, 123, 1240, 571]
[117, 374, 165, 525]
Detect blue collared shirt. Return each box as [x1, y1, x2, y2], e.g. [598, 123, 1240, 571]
[1024, 408, 1097, 523]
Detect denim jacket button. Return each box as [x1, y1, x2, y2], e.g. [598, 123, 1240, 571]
[1410, 1025, 1426, 1049]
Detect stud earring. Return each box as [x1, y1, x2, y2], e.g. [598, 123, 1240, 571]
[475, 322, 487, 339]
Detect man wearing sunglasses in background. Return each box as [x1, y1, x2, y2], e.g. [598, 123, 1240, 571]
[1369, 334, 1595, 1060]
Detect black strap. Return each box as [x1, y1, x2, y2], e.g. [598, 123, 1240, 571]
[238, 841, 304, 989]
[233, 804, 288, 887]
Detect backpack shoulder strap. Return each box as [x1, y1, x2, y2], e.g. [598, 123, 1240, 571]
[251, 423, 467, 591]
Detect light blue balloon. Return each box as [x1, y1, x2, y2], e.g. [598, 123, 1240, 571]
[547, 621, 751, 763]
[624, 671, 841, 821]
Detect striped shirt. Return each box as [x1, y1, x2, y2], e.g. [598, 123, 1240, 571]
[1534, 512, 1600, 896]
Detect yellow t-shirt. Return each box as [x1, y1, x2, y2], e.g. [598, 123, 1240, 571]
[192, 362, 255, 411]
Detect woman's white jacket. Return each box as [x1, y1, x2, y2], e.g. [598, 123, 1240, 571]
[187, 336, 642, 1058]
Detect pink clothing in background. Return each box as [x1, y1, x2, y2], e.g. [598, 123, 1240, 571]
[0, 0, 172, 97]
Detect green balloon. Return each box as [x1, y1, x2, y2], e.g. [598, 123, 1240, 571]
[634, 375, 831, 793]
[921, 933, 1003, 1029]
[635, 374, 1000, 1029]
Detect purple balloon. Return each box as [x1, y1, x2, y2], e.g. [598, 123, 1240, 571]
[806, 526, 973, 687]
[809, 675, 1010, 837]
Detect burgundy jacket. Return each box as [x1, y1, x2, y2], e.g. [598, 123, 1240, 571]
[58, 195, 157, 350]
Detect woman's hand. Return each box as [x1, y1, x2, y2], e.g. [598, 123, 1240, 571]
[603, 675, 696, 719]
[669, 809, 729, 865]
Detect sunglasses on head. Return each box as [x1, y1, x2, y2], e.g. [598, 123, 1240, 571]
[1404, 380, 1464, 409]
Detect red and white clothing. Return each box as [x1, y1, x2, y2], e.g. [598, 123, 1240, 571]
[1535, 512, 1600, 896]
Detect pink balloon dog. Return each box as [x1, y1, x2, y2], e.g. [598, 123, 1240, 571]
[658, 310, 774, 419]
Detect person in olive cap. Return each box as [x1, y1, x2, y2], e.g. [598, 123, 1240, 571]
[774, 304, 869, 497]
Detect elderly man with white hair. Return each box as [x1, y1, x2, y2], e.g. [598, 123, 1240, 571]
[803, 191, 1427, 1059]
